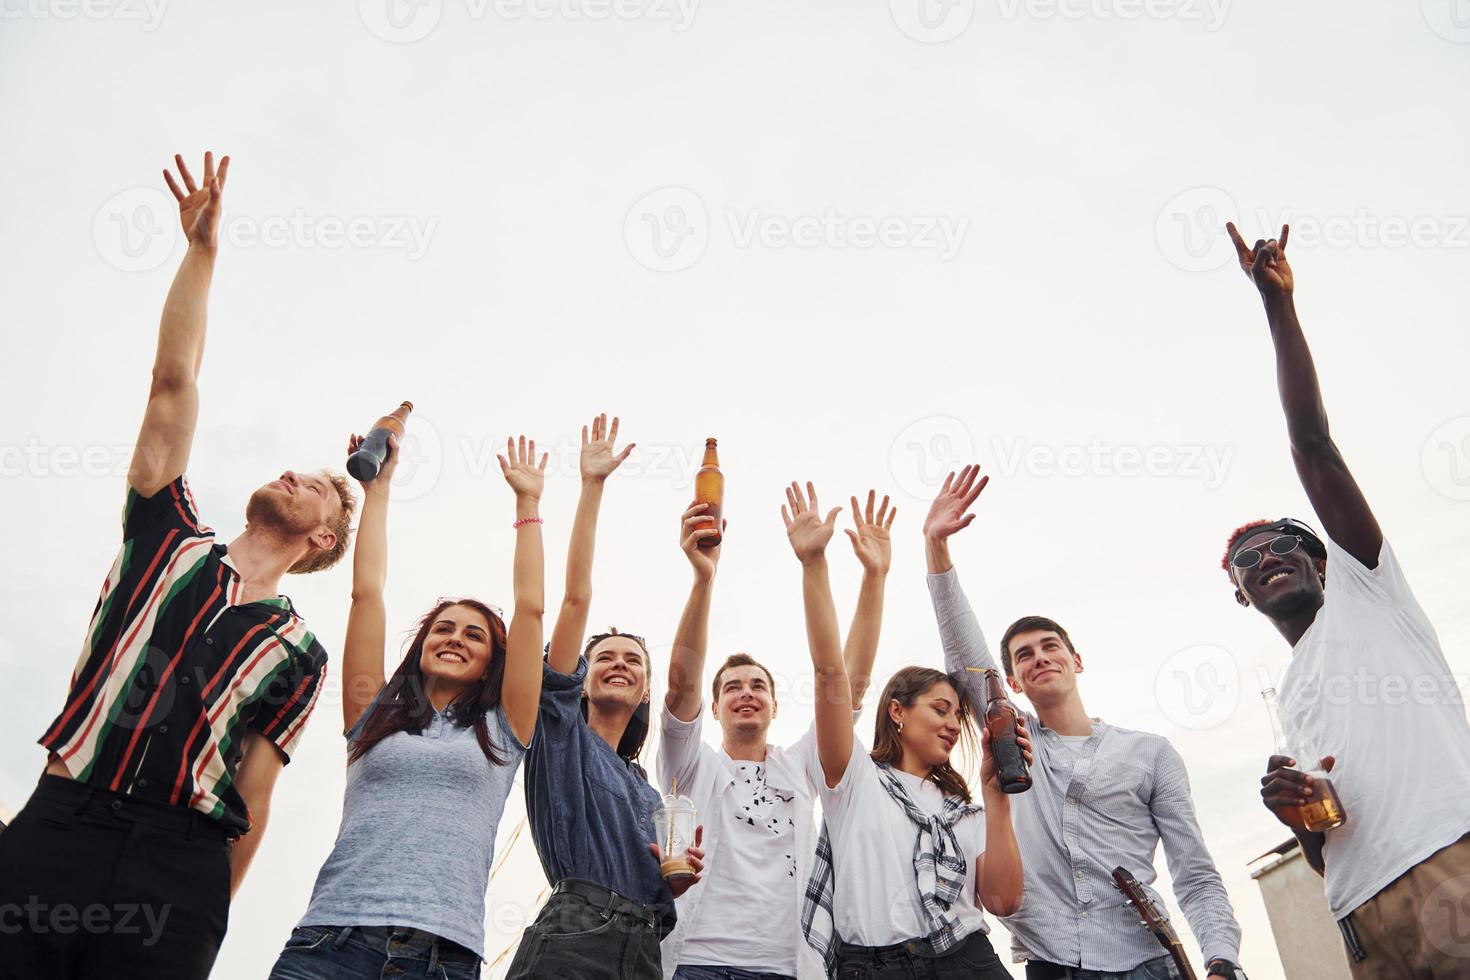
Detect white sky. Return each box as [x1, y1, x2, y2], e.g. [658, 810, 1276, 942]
[3, 1, 1469, 977]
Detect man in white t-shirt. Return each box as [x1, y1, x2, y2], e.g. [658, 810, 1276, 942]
[657, 491, 894, 980]
[1224, 223, 1470, 979]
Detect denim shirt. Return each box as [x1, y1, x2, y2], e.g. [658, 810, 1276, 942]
[927, 569, 1241, 971]
[524, 655, 676, 933]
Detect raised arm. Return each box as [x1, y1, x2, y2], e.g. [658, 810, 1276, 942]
[1226, 223, 1382, 566]
[842, 490, 893, 707]
[922, 467, 999, 708]
[665, 501, 723, 723]
[341, 432, 398, 734]
[782, 482, 849, 788]
[498, 435, 549, 745]
[545, 414, 633, 674]
[128, 153, 229, 497]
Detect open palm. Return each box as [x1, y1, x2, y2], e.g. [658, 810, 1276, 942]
[782, 481, 839, 564]
[580, 413, 634, 482]
[846, 490, 895, 574]
[923, 465, 988, 541]
[164, 152, 229, 247]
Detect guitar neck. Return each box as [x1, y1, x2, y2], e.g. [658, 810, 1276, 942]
[1163, 938, 1199, 980]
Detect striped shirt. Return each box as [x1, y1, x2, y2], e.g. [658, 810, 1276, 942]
[40, 476, 328, 837]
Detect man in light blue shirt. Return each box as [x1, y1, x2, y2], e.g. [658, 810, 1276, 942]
[921, 466, 1245, 980]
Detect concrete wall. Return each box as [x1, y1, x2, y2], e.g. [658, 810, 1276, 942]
[1250, 842, 1353, 979]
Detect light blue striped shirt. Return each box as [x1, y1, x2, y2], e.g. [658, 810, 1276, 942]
[927, 568, 1241, 971]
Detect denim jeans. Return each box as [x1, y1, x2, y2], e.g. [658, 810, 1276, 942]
[673, 967, 796, 980]
[1024, 955, 1180, 980]
[832, 928, 1012, 979]
[267, 925, 480, 980]
[505, 880, 662, 979]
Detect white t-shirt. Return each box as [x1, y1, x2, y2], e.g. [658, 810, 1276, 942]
[679, 760, 798, 972]
[820, 739, 989, 947]
[1278, 536, 1470, 918]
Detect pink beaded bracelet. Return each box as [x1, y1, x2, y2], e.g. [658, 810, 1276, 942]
[513, 517, 544, 528]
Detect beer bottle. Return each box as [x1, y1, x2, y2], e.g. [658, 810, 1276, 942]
[694, 437, 723, 548]
[1262, 687, 1346, 833]
[347, 401, 413, 483]
[981, 668, 1032, 794]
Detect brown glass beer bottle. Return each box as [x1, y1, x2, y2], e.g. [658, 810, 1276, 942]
[1262, 686, 1347, 832]
[694, 438, 723, 548]
[981, 668, 1032, 794]
[347, 401, 413, 482]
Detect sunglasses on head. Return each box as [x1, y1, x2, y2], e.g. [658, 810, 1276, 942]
[1230, 534, 1306, 570]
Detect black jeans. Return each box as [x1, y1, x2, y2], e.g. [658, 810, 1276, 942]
[832, 928, 1013, 979]
[505, 878, 663, 980]
[0, 775, 231, 980]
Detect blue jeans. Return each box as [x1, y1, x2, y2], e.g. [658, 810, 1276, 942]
[267, 925, 480, 980]
[1025, 956, 1180, 980]
[673, 968, 796, 980]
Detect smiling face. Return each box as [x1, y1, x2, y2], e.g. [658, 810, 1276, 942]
[418, 604, 496, 687]
[1231, 530, 1327, 620]
[1004, 629, 1082, 706]
[584, 635, 649, 712]
[889, 679, 965, 770]
[710, 662, 776, 740]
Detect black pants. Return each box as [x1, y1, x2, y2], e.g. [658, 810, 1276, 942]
[505, 878, 663, 980]
[832, 928, 1013, 979]
[0, 775, 231, 980]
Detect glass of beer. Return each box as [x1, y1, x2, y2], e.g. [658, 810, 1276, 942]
[653, 792, 698, 882]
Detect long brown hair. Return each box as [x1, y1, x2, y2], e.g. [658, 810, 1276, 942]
[870, 666, 978, 803]
[349, 598, 510, 766]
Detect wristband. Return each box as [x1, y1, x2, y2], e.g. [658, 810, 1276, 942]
[513, 517, 544, 528]
[1205, 959, 1247, 979]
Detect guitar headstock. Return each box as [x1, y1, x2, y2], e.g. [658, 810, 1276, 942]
[1111, 866, 1181, 946]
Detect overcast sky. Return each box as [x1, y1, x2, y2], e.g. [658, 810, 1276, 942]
[3, 1, 1469, 977]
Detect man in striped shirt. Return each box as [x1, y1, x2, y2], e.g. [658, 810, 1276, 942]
[0, 152, 355, 980]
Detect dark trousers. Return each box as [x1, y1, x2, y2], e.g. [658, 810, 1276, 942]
[673, 967, 796, 980]
[267, 924, 481, 979]
[0, 775, 231, 980]
[832, 928, 1012, 979]
[505, 878, 663, 980]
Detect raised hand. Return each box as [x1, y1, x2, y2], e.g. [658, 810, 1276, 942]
[347, 432, 400, 492]
[1226, 222, 1294, 298]
[498, 435, 549, 501]
[845, 490, 894, 575]
[680, 501, 723, 582]
[163, 151, 229, 248]
[580, 413, 634, 483]
[782, 481, 840, 566]
[923, 465, 988, 542]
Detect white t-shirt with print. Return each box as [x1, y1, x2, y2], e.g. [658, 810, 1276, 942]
[679, 760, 799, 972]
[1278, 536, 1470, 918]
[819, 739, 989, 948]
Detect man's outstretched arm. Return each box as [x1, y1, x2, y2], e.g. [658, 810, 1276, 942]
[128, 152, 229, 498]
[1226, 223, 1382, 567]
